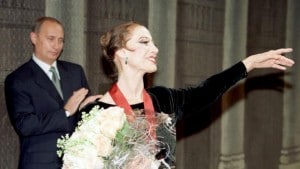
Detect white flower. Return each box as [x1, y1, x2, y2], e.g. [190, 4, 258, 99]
[57, 106, 127, 169]
[95, 133, 112, 157]
[57, 106, 173, 169]
[61, 140, 99, 169]
[98, 107, 126, 139]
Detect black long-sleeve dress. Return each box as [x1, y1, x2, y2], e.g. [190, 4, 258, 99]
[81, 61, 247, 168]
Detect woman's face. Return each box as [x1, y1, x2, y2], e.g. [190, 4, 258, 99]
[123, 25, 159, 73]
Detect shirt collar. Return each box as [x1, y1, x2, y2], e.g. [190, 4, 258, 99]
[32, 54, 60, 78]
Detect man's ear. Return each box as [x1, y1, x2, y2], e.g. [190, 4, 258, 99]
[30, 32, 37, 45]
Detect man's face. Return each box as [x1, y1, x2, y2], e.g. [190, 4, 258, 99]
[30, 20, 64, 65]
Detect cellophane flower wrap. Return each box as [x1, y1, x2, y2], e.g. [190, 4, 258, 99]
[57, 105, 175, 169]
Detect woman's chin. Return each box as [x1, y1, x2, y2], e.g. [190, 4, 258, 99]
[147, 67, 157, 73]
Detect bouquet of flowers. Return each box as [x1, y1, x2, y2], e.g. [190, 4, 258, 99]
[57, 105, 174, 169]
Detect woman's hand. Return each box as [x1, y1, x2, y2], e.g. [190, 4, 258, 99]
[242, 48, 294, 72]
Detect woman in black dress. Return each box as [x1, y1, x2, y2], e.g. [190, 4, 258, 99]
[82, 21, 294, 168]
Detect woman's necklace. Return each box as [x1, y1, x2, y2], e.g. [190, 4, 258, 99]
[109, 83, 156, 138]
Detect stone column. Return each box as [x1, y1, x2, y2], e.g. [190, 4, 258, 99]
[148, 0, 177, 87]
[218, 0, 248, 169]
[280, 0, 300, 168]
[45, 0, 87, 69]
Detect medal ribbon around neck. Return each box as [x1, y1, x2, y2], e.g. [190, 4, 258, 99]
[109, 83, 157, 139]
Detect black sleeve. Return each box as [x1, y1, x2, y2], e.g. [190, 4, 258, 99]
[148, 61, 247, 119]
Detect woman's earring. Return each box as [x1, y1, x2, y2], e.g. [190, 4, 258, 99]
[123, 50, 128, 64]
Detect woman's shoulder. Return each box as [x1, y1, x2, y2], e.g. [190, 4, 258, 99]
[147, 86, 180, 101]
[147, 86, 172, 95]
[147, 86, 175, 109]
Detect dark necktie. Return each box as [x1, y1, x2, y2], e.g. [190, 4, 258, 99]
[49, 66, 63, 98]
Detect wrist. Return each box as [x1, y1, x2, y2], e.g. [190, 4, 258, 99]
[242, 57, 253, 72]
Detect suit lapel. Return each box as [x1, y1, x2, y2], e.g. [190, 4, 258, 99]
[57, 61, 73, 100]
[29, 60, 64, 103]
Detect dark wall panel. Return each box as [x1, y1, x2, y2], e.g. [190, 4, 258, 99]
[245, 0, 287, 169]
[0, 1, 45, 168]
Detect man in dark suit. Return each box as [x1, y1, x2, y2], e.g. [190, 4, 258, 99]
[4, 16, 100, 169]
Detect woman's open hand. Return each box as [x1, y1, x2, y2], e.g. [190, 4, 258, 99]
[242, 48, 294, 72]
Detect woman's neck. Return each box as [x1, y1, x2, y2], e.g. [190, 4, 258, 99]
[116, 74, 144, 104]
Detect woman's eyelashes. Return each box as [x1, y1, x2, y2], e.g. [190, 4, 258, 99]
[139, 40, 150, 45]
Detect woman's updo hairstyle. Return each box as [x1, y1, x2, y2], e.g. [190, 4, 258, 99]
[100, 21, 140, 81]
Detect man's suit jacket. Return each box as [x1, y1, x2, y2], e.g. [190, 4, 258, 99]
[5, 59, 90, 169]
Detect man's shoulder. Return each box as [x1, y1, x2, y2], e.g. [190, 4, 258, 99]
[6, 60, 32, 77]
[57, 60, 83, 69]
[5, 60, 34, 85]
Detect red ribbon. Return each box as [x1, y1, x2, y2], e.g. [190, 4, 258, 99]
[109, 83, 156, 139]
